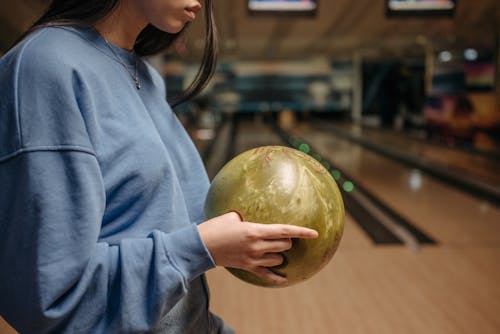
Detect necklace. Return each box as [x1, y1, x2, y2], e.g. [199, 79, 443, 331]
[103, 38, 141, 90]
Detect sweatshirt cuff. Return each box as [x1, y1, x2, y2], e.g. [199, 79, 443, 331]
[160, 224, 216, 281]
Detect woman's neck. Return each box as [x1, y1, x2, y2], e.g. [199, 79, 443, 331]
[93, 0, 147, 50]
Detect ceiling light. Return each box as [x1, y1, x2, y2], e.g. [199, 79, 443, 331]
[438, 51, 452, 62]
[464, 48, 478, 61]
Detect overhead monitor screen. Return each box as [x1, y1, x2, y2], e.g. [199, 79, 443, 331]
[248, 0, 317, 15]
[387, 0, 456, 16]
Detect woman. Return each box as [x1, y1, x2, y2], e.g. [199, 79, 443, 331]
[0, 0, 318, 333]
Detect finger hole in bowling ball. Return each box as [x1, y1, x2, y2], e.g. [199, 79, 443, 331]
[269, 253, 288, 278]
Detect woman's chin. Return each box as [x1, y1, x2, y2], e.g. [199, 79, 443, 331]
[157, 21, 187, 34]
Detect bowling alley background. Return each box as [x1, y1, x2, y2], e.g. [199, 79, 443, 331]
[1, 0, 500, 333]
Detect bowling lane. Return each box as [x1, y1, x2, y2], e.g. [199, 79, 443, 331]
[207, 245, 500, 334]
[293, 122, 500, 245]
[331, 121, 500, 186]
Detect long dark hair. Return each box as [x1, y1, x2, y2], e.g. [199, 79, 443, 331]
[17, 0, 218, 107]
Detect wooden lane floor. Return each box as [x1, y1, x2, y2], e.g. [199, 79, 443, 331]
[207, 236, 500, 334]
[331, 122, 500, 186]
[205, 118, 500, 334]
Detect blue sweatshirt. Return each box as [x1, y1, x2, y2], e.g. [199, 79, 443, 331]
[0, 26, 216, 333]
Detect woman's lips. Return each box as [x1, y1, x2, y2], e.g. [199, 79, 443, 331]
[185, 3, 201, 21]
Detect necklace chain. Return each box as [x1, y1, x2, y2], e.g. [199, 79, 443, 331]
[103, 38, 141, 90]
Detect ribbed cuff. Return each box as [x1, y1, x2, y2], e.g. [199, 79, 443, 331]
[160, 224, 216, 282]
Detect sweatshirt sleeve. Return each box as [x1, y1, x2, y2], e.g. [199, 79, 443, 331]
[0, 151, 214, 333]
[0, 30, 215, 333]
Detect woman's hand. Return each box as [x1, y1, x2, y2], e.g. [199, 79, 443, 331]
[198, 212, 318, 285]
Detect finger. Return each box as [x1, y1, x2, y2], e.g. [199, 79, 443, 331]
[223, 211, 242, 222]
[251, 266, 288, 286]
[258, 224, 319, 239]
[261, 238, 293, 253]
[253, 253, 285, 267]
[229, 211, 243, 222]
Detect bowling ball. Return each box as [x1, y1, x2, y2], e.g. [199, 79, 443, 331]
[204, 146, 344, 287]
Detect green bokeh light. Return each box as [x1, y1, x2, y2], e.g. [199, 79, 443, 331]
[299, 143, 310, 154]
[331, 170, 341, 180]
[342, 181, 355, 192]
